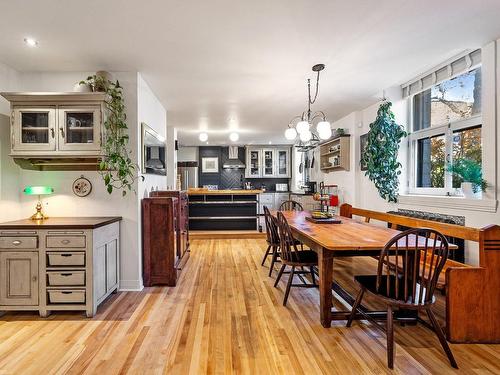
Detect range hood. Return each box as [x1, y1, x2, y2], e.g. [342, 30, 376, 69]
[223, 146, 245, 169]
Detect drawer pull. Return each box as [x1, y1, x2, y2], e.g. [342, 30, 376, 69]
[61, 254, 73, 257]
[61, 291, 72, 294]
[61, 239, 71, 245]
[61, 273, 73, 276]
[12, 240, 22, 246]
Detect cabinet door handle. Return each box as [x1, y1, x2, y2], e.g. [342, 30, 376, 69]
[50, 128, 55, 138]
[32, 276, 37, 282]
[61, 239, 70, 245]
[60, 127, 65, 138]
[12, 240, 22, 246]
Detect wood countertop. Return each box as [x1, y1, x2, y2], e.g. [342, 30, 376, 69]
[0, 217, 122, 230]
[187, 189, 262, 195]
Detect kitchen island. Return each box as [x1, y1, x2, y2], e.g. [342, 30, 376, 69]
[187, 190, 262, 231]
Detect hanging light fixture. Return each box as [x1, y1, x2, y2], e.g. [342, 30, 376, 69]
[284, 64, 332, 151]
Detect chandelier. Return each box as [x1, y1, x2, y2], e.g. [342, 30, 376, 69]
[285, 64, 331, 150]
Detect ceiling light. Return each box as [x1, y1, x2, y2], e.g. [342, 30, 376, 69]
[268, 141, 272, 145]
[317, 121, 332, 140]
[285, 64, 330, 151]
[229, 132, 239, 142]
[24, 37, 38, 47]
[285, 127, 297, 140]
[199, 132, 208, 142]
[299, 130, 312, 142]
[296, 121, 310, 135]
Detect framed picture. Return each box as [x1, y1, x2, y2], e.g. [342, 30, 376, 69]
[202, 157, 219, 173]
[360, 133, 369, 171]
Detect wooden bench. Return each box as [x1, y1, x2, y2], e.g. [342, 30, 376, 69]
[339, 203, 500, 344]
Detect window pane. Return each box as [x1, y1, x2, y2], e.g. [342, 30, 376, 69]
[452, 126, 482, 188]
[416, 134, 445, 188]
[413, 68, 481, 131]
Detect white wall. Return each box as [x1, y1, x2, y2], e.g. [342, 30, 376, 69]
[137, 72, 168, 198]
[0, 68, 167, 290]
[0, 62, 21, 221]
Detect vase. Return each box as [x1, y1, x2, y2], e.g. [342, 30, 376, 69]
[461, 182, 481, 199]
[73, 82, 92, 93]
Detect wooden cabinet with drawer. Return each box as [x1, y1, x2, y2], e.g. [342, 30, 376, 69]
[0, 251, 39, 306]
[0, 217, 121, 318]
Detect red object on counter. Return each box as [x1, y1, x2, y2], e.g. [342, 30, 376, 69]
[329, 195, 339, 207]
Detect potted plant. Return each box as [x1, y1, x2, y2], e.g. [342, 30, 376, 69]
[80, 74, 143, 196]
[447, 158, 487, 198]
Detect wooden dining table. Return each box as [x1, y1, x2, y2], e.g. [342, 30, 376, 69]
[280, 210, 451, 328]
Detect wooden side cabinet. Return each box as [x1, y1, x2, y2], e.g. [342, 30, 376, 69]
[142, 197, 179, 287]
[0, 217, 121, 317]
[0, 251, 39, 306]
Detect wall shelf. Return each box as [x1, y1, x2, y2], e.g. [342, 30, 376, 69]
[319, 134, 350, 172]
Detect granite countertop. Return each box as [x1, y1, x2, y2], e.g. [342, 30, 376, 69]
[0, 217, 122, 230]
[187, 189, 263, 195]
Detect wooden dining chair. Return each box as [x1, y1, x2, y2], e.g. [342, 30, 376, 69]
[346, 228, 458, 369]
[261, 206, 282, 276]
[279, 200, 304, 212]
[274, 211, 318, 306]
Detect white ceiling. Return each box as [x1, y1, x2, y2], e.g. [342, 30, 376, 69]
[1, 0, 500, 146]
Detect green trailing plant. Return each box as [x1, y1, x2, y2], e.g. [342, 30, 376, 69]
[362, 101, 407, 203]
[447, 158, 487, 193]
[80, 75, 143, 196]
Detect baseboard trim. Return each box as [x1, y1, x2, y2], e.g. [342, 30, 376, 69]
[119, 279, 144, 291]
[190, 230, 266, 240]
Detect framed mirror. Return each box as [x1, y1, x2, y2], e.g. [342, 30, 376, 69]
[141, 122, 166, 175]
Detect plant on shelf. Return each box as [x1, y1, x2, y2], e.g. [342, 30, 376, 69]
[362, 101, 407, 203]
[80, 74, 143, 196]
[447, 158, 487, 197]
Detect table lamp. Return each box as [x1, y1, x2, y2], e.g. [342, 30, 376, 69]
[23, 186, 54, 220]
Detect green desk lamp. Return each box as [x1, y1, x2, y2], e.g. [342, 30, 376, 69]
[23, 186, 54, 220]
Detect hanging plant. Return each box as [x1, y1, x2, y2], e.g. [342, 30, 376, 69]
[80, 74, 143, 196]
[362, 101, 407, 202]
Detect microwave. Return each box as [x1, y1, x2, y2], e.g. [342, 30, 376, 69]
[275, 183, 288, 192]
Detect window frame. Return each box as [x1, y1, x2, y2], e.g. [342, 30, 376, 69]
[408, 110, 482, 196]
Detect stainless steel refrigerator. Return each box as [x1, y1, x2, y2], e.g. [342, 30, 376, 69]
[178, 161, 198, 190]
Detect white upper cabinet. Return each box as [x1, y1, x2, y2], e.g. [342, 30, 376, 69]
[1, 92, 106, 160]
[58, 106, 102, 151]
[246, 148, 262, 178]
[262, 149, 275, 177]
[13, 107, 57, 152]
[245, 146, 291, 178]
[276, 148, 290, 177]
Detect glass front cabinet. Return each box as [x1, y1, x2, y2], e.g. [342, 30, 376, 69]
[13, 107, 57, 151]
[276, 148, 290, 177]
[245, 146, 290, 178]
[58, 106, 101, 151]
[3, 92, 105, 160]
[262, 149, 275, 177]
[246, 148, 262, 177]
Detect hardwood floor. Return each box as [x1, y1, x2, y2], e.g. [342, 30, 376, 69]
[0, 239, 499, 374]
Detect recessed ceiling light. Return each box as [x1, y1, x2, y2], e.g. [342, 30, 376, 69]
[268, 141, 272, 145]
[24, 37, 38, 47]
[199, 132, 208, 142]
[229, 132, 239, 142]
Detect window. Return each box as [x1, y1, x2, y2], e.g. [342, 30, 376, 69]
[408, 67, 482, 196]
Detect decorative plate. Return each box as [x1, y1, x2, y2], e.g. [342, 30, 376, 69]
[72, 175, 92, 197]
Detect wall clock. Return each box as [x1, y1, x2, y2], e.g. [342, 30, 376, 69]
[72, 175, 92, 197]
